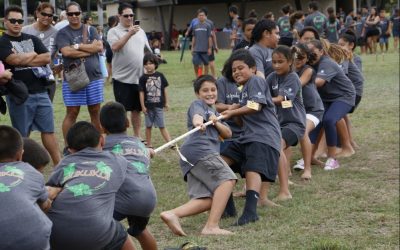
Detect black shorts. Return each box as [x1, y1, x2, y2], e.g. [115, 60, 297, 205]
[114, 211, 150, 237]
[221, 141, 280, 182]
[113, 79, 141, 112]
[278, 37, 294, 47]
[366, 28, 380, 38]
[349, 95, 362, 113]
[281, 127, 299, 148]
[103, 220, 128, 250]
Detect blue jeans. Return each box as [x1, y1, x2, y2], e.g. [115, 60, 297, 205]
[309, 101, 353, 147]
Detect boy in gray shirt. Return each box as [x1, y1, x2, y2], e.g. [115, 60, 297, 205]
[161, 75, 236, 236]
[100, 101, 157, 250]
[191, 8, 212, 77]
[46, 121, 136, 250]
[0, 125, 55, 250]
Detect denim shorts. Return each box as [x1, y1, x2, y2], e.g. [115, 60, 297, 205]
[192, 52, 209, 66]
[6, 92, 55, 136]
[62, 78, 104, 106]
[379, 36, 389, 44]
[145, 107, 165, 128]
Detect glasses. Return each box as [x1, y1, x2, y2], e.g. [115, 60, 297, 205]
[40, 12, 53, 18]
[67, 12, 81, 17]
[122, 14, 134, 18]
[7, 18, 24, 25]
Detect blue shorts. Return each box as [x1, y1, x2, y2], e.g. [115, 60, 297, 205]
[379, 36, 389, 44]
[192, 52, 209, 66]
[62, 78, 104, 106]
[145, 107, 165, 128]
[6, 92, 55, 136]
[393, 28, 399, 38]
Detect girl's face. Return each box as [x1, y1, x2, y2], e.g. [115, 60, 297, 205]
[338, 38, 353, 52]
[272, 52, 292, 75]
[264, 28, 280, 48]
[232, 60, 256, 85]
[294, 52, 307, 70]
[306, 44, 323, 65]
[300, 31, 315, 43]
[196, 81, 217, 105]
[144, 61, 156, 73]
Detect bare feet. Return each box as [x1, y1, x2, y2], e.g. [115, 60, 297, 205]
[201, 227, 234, 235]
[301, 169, 312, 181]
[160, 211, 187, 236]
[336, 147, 355, 158]
[351, 140, 360, 150]
[311, 157, 324, 166]
[232, 191, 245, 197]
[258, 198, 282, 207]
[275, 193, 292, 202]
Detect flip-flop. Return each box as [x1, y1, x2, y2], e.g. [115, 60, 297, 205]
[164, 241, 207, 250]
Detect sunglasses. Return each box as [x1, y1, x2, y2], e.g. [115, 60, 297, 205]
[7, 18, 24, 24]
[40, 12, 53, 18]
[67, 12, 81, 17]
[122, 14, 134, 18]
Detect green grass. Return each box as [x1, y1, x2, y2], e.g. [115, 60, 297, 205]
[1, 49, 399, 250]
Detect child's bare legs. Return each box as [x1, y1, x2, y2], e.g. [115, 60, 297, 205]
[136, 228, 157, 250]
[121, 236, 136, 250]
[160, 198, 211, 236]
[145, 127, 152, 147]
[314, 130, 327, 162]
[394, 37, 399, 52]
[159, 127, 171, 143]
[202, 180, 235, 235]
[285, 147, 292, 176]
[344, 114, 358, 149]
[258, 182, 280, 207]
[209, 60, 216, 78]
[336, 118, 355, 157]
[276, 144, 292, 201]
[203, 64, 209, 75]
[300, 120, 316, 180]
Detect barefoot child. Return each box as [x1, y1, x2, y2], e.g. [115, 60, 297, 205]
[100, 101, 158, 250]
[291, 43, 324, 180]
[160, 75, 237, 236]
[221, 49, 281, 225]
[139, 53, 171, 148]
[268, 45, 306, 191]
[46, 122, 136, 250]
[0, 125, 56, 250]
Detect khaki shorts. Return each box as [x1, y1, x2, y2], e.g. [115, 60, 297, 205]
[187, 153, 237, 199]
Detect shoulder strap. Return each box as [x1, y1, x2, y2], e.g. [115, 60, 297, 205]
[82, 24, 88, 44]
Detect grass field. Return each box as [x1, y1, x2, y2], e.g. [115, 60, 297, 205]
[1, 49, 399, 250]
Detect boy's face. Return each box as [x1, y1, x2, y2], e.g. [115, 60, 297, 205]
[265, 28, 280, 49]
[243, 24, 255, 40]
[198, 12, 206, 22]
[232, 60, 255, 85]
[196, 81, 217, 106]
[380, 11, 386, 18]
[338, 38, 353, 52]
[144, 61, 156, 73]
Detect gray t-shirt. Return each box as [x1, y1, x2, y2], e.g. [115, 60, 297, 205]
[193, 22, 211, 52]
[326, 19, 340, 43]
[47, 148, 128, 250]
[22, 24, 58, 56]
[180, 99, 226, 177]
[0, 161, 52, 250]
[353, 55, 362, 72]
[216, 76, 243, 139]
[103, 133, 156, 217]
[249, 43, 274, 78]
[267, 72, 306, 139]
[304, 11, 328, 36]
[296, 65, 324, 120]
[316, 56, 356, 106]
[340, 60, 349, 75]
[238, 75, 281, 151]
[347, 61, 364, 96]
[56, 25, 102, 81]
[107, 24, 150, 84]
[277, 15, 292, 38]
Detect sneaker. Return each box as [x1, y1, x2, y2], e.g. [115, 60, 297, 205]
[293, 158, 304, 171]
[324, 158, 340, 170]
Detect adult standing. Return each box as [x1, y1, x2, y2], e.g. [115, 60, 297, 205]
[107, 3, 151, 138]
[54, 11, 69, 31]
[365, 7, 380, 54]
[22, 2, 58, 102]
[56, 1, 104, 148]
[304, 1, 328, 38]
[0, 5, 61, 165]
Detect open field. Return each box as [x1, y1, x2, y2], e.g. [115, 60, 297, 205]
[1, 49, 399, 249]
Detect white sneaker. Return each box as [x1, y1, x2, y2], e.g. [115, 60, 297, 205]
[324, 158, 340, 170]
[293, 159, 304, 170]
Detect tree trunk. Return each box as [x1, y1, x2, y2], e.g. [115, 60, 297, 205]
[21, 0, 28, 24]
[97, 0, 104, 27]
[4, 0, 9, 10]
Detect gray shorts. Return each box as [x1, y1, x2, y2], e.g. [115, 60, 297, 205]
[187, 153, 237, 199]
[144, 107, 165, 128]
[6, 92, 55, 136]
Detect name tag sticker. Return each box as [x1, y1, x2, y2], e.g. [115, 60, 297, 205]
[281, 96, 293, 108]
[246, 100, 261, 111]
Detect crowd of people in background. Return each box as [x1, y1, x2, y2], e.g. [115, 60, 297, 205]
[0, 0, 399, 249]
